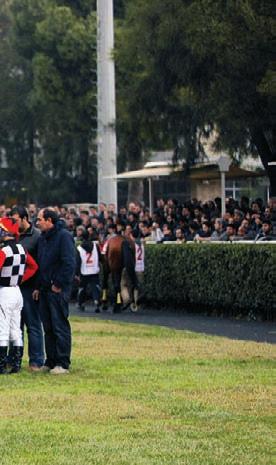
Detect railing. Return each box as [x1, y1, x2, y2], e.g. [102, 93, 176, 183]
[145, 240, 276, 245]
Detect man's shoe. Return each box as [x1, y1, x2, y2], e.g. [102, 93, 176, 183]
[40, 365, 51, 373]
[28, 365, 44, 373]
[50, 366, 69, 375]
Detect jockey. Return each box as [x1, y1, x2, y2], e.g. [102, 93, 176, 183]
[0, 218, 38, 374]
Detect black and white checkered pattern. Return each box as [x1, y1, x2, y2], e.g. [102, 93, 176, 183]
[0, 243, 26, 287]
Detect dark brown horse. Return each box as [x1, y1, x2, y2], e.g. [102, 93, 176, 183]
[101, 235, 139, 312]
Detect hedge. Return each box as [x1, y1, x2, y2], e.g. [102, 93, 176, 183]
[143, 243, 276, 319]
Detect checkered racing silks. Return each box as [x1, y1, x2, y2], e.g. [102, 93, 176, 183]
[0, 243, 26, 287]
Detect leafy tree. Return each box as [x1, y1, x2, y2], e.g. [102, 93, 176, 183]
[0, 0, 37, 203]
[115, 0, 275, 196]
[0, 0, 98, 203]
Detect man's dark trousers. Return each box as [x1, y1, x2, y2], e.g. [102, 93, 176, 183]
[39, 290, 71, 369]
[21, 287, 44, 367]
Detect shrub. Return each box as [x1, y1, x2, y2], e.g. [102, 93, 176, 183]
[143, 243, 276, 319]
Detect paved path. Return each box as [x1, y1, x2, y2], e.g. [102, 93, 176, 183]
[70, 303, 276, 344]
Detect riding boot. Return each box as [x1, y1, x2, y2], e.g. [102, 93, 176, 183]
[9, 346, 23, 374]
[0, 346, 8, 374]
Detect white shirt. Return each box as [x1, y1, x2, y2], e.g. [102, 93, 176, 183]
[77, 242, 100, 275]
[135, 243, 145, 272]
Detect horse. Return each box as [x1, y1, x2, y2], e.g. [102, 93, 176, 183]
[101, 235, 140, 312]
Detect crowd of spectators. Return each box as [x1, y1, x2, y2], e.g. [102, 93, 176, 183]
[0, 196, 273, 375]
[1, 195, 275, 245]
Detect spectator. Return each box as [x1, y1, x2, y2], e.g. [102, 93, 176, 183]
[10, 206, 44, 371]
[140, 221, 152, 242]
[233, 209, 244, 229]
[33, 208, 76, 375]
[175, 228, 185, 243]
[0, 205, 6, 218]
[255, 220, 275, 241]
[251, 213, 263, 233]
[220, 224, 237, 241]
[75, 225, 86, 246]
[28, 203, 38, 223]
[79, 210, 90, 227]
[151, 222, 164, 242]
[239, 219, 255, 240]
[185, 221, 200, 241]
[194, 221, 212, 241]
[161, 224, 175, 242]
[210, 218, 225, 241]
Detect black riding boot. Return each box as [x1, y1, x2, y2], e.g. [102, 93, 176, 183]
[0, 346, 8, 374]
[10, 346, 23, 374]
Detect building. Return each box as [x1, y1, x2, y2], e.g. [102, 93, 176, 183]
[115, 150, 268, 210]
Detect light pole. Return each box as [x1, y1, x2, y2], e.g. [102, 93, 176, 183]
[97, 0, 117, 210]
[218, 155, 231, 217]
[268, 162, 276, 199]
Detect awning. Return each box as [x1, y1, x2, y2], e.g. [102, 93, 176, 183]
[106, 162, 265, 181]
[110, 165, 183, 180]
[189, 164, 266, 180]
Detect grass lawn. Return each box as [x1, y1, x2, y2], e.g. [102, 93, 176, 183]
[0, 316, 274, 465]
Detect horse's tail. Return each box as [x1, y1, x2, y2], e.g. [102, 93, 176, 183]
[122, 239, 138, 289]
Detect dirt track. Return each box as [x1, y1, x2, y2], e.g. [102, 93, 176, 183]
[70, 303, 276, 344]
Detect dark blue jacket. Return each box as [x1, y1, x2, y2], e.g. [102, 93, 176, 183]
[37, 223, 76, 294]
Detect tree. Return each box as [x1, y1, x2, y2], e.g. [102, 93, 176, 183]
[115, 0, 275, 196]
[0, 0, 98, 203]
[0, 0, 37, 203]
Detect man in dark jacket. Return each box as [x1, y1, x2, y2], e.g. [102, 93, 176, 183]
[33, 208, 76, 374]
[11, 206, 44, 371]
[255, 220, 275, 241]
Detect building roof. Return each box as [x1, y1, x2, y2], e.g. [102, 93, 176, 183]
[112, 162, 265, 181]
[189, 163, 265, 180]
[114, 165, 183, 180]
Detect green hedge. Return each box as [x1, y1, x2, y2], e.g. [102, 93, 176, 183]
[144, 244, 276, 318]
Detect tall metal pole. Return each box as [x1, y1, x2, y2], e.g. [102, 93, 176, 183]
[220, 171, 226, 217]
[218, 155, 231, 218]
[97, 0, 117, 210]
[148, 178, 153, 216]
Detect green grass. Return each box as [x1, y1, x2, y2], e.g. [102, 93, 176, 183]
[0, 317, 275, 465]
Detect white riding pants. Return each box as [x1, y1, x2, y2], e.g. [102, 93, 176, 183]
[0, 286, 23, 346]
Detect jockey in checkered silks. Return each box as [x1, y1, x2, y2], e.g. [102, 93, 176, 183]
[0, 218, 38, 374]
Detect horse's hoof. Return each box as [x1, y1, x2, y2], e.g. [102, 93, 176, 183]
[101, 302, 108, 311]
[130, 303, 139, 313]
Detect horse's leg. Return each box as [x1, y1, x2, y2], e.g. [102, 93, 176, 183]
[130, 272, 144, 312]
[112, 270, 122, 313]
[122, 240, 139, 309]
[101, 260, 110, 311]
[121, 268, 131, 310]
